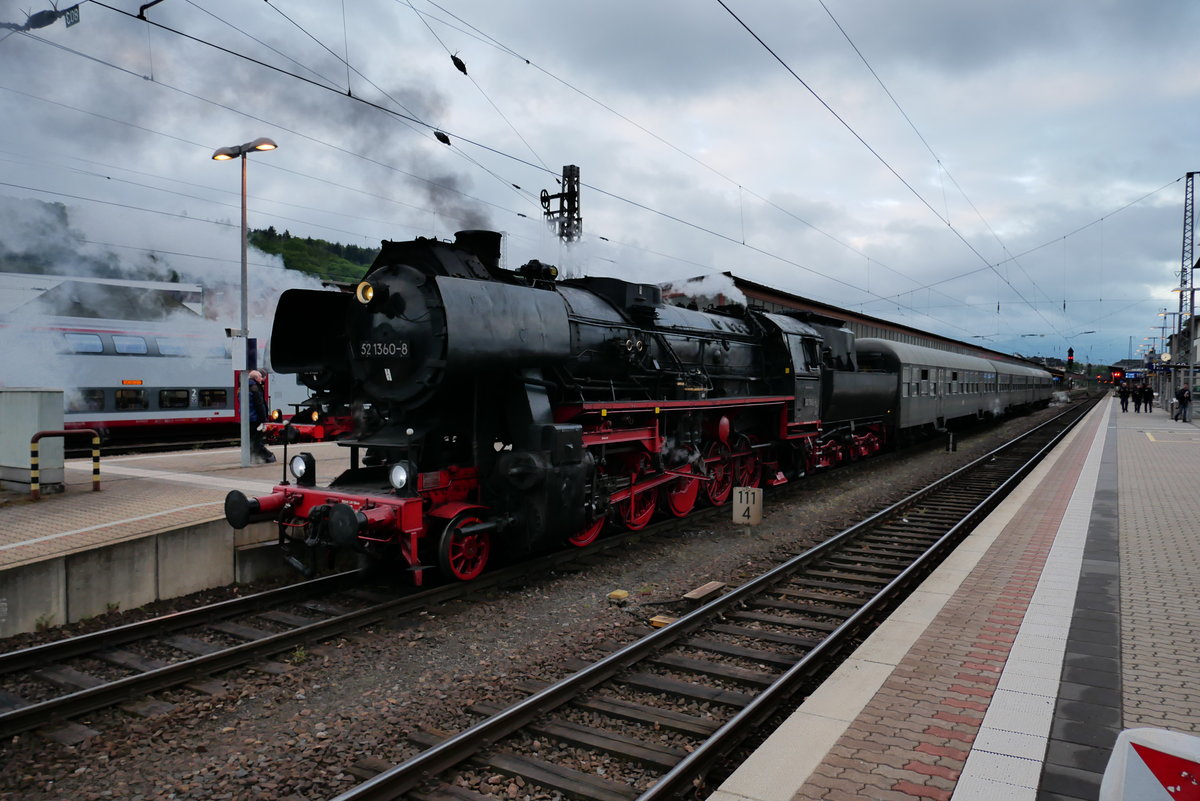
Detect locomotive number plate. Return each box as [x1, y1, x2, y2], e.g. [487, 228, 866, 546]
[359, 340, 411, 358]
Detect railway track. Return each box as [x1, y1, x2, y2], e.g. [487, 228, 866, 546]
[330, 396, 1098, 801]
[0, 399, 1090, 757]
[0, 500, 734, 742]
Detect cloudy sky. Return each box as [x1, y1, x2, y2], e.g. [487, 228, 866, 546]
[3, 0, 1198, 367]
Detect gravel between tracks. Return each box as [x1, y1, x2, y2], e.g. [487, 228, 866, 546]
[0, 406, 1067, 801]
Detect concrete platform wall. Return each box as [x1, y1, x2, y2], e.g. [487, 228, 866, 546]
[0, 520, 285, 638]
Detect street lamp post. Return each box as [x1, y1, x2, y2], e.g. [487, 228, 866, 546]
[212, 136, 277, 467]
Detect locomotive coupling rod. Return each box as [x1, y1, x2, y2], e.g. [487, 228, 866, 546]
[459, 520, 498, 536]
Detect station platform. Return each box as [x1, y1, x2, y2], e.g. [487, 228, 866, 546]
[709, 397, 1200, 801]
[0, 441, 351, 636]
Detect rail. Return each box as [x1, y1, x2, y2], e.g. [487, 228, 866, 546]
[30, 429, 100, 501]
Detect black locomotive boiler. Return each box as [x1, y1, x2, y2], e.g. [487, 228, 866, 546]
[225, 230, 1052, 583]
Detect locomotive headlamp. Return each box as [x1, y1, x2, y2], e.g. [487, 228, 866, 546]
[308, 409, 320, 423]
[355, 280, 389, 307]
[388, 461, 411, 491]
[269, 408, 281, 422]
[289, 452, 317, 486]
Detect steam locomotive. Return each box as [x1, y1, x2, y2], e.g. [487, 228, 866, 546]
[224, 230, 1053, 583]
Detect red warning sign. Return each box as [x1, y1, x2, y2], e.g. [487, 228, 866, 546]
[1101, 729, 1200, 801]
[1131, 743, 1200, 800]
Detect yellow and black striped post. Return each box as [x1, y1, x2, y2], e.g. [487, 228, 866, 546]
[30, 439, 40, 501]
[92, 433, 101, 492]
[29, 429, 101, 501]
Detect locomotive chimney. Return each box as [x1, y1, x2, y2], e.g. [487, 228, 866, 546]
[455, 230, 502, 272]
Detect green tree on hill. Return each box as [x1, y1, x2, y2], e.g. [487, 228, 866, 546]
[250, 227, 378, 283]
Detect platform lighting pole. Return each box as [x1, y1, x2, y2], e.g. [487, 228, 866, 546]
[1155, 314, 1172, 407]
[1171, 286, 1199, 422]
[212, 137, 277, 467]
[1161, 309, 1184, 409]
[1176, 173, 1196, 416]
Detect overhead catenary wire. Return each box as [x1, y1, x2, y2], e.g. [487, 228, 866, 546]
[8, 2, 1176, 356]
[715, 0, 1066, 344]
[16, 8, 978, 335]
[814, 0, 1065, 323]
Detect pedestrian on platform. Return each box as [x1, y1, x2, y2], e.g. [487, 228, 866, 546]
[1133, 386, 1143, 413]
[1141, 384, 1154, 413]
[248, 369, 276, 463]
[1175, 385, 1192, 422]
[1118, 383, 1130, 412]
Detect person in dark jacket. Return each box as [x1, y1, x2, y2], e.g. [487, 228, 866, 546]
[1140, 384, 1154, 413]
[248, 370, 276, 463]
[1175, 386, 1192, 423]
[1118, 384, 1130, 412]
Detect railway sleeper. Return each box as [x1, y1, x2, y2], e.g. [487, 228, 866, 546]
[708, 623, 822, 649]
[511, 682, 721, 737]
[839, 545, 921, 560]
[819, 560, 905, 578]
[753, 598, 855, 618]
[468, 701, 687, 769]
[648, 653, 779, 687]
[728, 610, 840, 632]
[97, 649, 169, 672]
[31, 665, 105, 693]
[682, 636, 798, 669]
[604, 669, 754, 708]
[770, 587, 866, 608]
[782, 576, 877, 595]
[408, 729, 638, 801]
[409, 784, 499, 801]
[802, 569, 892, 586]
[0, 690, 28, 714]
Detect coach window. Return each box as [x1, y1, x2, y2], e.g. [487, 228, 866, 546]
[157, 338, 188, 357]
[113, 335, 148, 355]
[115, 389, 148, 410]
[67, 389, 105, 412]
[64, 333, 104, 353]
[160, 389, 190, 409]
[199, 389, 228, 408]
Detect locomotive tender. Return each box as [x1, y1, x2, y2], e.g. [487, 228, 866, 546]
[224, 230, 1052, 583]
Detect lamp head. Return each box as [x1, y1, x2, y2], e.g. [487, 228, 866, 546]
[212, 146, 239, 161]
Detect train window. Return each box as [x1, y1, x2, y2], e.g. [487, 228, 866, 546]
[159, 389, 190, 409]
[67, 389, 105, 412]
[64, 333, 103, 353]
[115, 389, 148, 410]
[920, 368, 930, 381]
[199, 389, 228, 408]
[113, 335, 148, 355]
[157, 338, 189, 357]
[802, 341, 819, 370]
